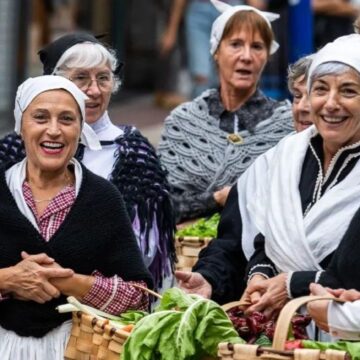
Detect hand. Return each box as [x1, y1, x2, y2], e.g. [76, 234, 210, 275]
[7, 252, 74, 303]
[213, 186, 232, 207]
[175, 270, 212, 298]
[245, 273, 288, 319]
[338, 289, 360, 302]
[160, 30, 177, 56]
[307, 283, 332, 332]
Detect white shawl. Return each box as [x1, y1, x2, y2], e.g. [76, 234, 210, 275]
[247, 126, 360, 272]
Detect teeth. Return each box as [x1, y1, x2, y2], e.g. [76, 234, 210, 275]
[323, 116, 346, 124]
[42, 142, 63, 149]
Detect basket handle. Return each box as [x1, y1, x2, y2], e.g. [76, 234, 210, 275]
[131, 283, 163, 299]
[272, 295, 344, 351]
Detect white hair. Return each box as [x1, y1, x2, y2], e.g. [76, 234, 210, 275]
[309, 62, 358, 90]
[53, 42, 121, 93]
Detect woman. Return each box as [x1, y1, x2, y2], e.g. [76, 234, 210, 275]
[240, 33, 360, 319]
[0, 32, 175, 292]
[0, 75, 152, 359]
[288, 55, 313, 132]
[176, 55, 313, 304]
[158, 0, 293, 223]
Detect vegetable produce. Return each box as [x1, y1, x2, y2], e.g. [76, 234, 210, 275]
[302, 340, 360, 360]
[226, 306, 311, 343]
[121, 287, 244, 360]
[176, 213, 220, 238]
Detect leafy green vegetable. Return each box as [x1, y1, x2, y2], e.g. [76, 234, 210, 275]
[121, 288, 244, 360]
[176, 213, 220, 238]
[255, 334, 272, 346]
[302, 340, 360, 360]
[118, 310, 148, 324]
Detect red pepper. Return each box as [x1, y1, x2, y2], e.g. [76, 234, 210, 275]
[285, 340, 303, 350]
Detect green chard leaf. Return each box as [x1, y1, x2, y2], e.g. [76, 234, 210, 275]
[121, 288, 244, 360]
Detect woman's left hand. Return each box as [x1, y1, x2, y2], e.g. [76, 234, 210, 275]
[307, 283, 332, 332]
[245, 273, 288, 319]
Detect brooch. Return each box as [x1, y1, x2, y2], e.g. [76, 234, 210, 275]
[227, 133, 243, 144]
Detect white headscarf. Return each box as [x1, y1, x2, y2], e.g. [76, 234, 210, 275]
[308, 34, 360, 92]
[209, 0, 280, 55]
[14, 75, 101, 150]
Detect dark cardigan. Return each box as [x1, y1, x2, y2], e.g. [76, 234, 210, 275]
[0, 164, 152, 337]
[0, 129, 176, 291]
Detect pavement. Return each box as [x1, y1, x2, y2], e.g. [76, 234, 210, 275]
[0, 92, 170, 148]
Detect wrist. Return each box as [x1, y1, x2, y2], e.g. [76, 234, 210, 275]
[0, 267, 16, 294]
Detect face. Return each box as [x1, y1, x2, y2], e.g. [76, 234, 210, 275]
[291, 75, 312, 132]
[215, 28, 268, 96]
[310, 69, 360, 150]
[21, 90, 81, 174]
[66, 65, 113, 124]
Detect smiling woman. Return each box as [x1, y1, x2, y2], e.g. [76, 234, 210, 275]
[0, 76, 152, 359]
[0, 32, 175, 294]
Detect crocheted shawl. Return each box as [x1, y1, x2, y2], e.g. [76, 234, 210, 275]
[158, 89, 294, 217]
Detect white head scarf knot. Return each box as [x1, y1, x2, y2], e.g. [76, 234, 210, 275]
[308, 34, 360, 92]
[209, 0, 280, 55]
[14, 75, 101, 150]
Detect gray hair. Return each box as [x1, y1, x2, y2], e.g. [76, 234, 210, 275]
[287, 55, 313, 94]
[309, 62, 357, 90]
[53, 42, 121, 93]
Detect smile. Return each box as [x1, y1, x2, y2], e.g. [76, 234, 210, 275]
[86, 103, 99, 109]
[40, 141, 64, 154]
[322, 115, 348, 125]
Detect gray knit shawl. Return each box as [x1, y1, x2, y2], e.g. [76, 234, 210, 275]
[158, 89, 294, 218]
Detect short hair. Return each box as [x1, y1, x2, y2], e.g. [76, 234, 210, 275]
[287, 56, 313, 94]
[221, 11, 274, 54]
[53, 42, 121, 93]
[309, 62, 358, 90]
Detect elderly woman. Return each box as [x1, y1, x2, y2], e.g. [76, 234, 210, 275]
[176, 55, 313, 304]
[0, 76, 152, 359]
[239, 34, 360, 320]
[288, 55, 313, 132]
[158, 0, 293, 223]
[0, 32, 175, 292]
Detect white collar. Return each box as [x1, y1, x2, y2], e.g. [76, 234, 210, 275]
[5, 158, 83, 231]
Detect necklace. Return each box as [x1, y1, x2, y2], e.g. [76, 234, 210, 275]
[33, 197, 54, 203]
[30, 172, 73, 204]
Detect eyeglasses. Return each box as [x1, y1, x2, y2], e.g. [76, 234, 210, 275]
[69, 73, 113, 91]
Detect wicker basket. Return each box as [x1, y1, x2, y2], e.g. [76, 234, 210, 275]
[175, 236, 213, 271]
[64, 311, 129, 360]
[218, 295, 349, 360]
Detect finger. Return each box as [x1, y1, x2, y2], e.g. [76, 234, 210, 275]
[327, 288, 344, 297]
[42, 281, 61, 298]
[247, 282, 266, 294]
[22, 252, 55, 264]
[309, 283, 329, 296]
[175, 270, 192, 282]
[43, 267, 74, 279]
[339, 289, 360, 302]
[250, 290, 261, 304]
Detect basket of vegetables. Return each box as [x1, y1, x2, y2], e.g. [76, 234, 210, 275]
[59, 285, 244, 360]
[175, 213, 220, 271]
[218, 296, 352, 360]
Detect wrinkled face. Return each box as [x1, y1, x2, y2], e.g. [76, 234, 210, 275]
[310, 69, 360, 150]
[21, 90, 81, 173]
[215, 28, 268, 95]
[292, 75, 312, 132]
[66, 64, 113, 124]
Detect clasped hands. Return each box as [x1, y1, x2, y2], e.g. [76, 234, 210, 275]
[3, 251, 74, 304]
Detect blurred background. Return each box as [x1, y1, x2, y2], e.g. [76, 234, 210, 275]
[0, 0, 358, 146]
